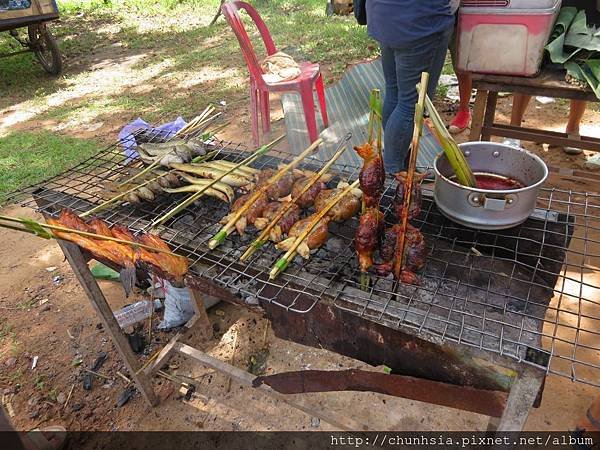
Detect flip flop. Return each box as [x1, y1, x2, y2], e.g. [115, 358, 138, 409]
[26, 426, 67, 450]
[563, 133, 583, 155]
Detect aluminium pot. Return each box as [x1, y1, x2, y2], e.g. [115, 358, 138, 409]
[433, 142, 548, 230]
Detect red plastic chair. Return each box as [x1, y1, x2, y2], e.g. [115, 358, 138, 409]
[221, 1, 328, 146]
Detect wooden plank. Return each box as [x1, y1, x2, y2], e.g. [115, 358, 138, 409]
[473, 82, 595, 101]
[471, 69, 594, 93]
[470, 89, 488, 141]
[481, 91, 498, 142]
[57, 241, 158, 406]
[189, 289, 212, 340]
[174, 342, 369, 431]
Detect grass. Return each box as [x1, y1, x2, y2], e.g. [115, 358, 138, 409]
[0, 131, 99, 201]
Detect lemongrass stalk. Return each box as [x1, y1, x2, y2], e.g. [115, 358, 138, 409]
[175, 105, 214, 136]
[269, 179, 360, 280]
[239, 133, 351, 262]
[209, 137, 321, 250]
[0, 216, 179, 256]
[153, 135, 285, 229]
[424, 95, 476, 187]
[394, 72, 428, 280]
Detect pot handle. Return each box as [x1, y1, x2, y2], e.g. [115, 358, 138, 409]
[483, 197, 507, 211]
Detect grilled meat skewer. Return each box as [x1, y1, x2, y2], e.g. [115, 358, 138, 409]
[292, 176, 328, 208]
[276, 215, 330, 259]
[374, 224, 427, 284]
[220, 192, 269, 235]
[355, 142, 385, 208]
[394, 171, 427, 220]
[314, 186, 361, 222]
[355, 207, 384, 275]
[254, 201, 302, 242]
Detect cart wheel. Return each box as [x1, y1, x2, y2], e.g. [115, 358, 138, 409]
[28, 24, 62, 75]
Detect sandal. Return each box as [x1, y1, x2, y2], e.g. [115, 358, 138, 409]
[448, 110, 471, 134]
[25, 426, 67, 450]
[563, 133, 583, 155]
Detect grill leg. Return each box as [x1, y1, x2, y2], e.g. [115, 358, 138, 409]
[56, 240, 158, 407]
[470, 89, 488, 141]
[493, 365, 545, 435]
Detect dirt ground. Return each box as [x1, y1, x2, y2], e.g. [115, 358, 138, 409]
[2, 62, 600, 435]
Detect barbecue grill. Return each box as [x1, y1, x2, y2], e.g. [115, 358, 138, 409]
[6, 129, 600, 430]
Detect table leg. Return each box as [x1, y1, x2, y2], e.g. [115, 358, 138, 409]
[57, 241, 158, 406]
[470, 89, 488, 141]
[481, 91, 498, 142]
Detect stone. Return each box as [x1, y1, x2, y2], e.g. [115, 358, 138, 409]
[71, 403, 83, 412]
[4, 357, 16, 368]
[310, 417, 320, 428]
[56, 392, 66, 404]
[28, 410, 39, 419]
[40, 303, 51, 312]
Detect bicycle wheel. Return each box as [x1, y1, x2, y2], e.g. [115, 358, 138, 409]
[28, 24, 62, 75]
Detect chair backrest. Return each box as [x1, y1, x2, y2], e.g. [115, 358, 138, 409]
[221, 1, 277, 83]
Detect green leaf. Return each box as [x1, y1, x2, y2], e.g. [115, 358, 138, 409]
[383, 365, 391, 374]
[20, 217, 53, 239]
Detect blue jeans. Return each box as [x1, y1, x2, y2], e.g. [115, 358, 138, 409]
[380, 25, 453, 173]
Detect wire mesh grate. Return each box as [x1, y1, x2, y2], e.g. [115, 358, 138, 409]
[5, 135, 599, 388]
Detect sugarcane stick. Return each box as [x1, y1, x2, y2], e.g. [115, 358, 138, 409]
[424, 95, 476, 187]
[209, 138, 323, 250]
[394, 72, 429, 281]
[151, 135, 285, 229]
[240, 134, 351, 262]
[270, 179, 360, 280]
[0, 215, 181, 257]
[82, 149, 221, 218]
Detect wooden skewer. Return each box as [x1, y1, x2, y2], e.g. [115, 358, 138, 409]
[209, 137, 323, 250]
[270, 179, 360, 279]
[150, 135, 285, 229]
[394, 72, 429, 280]
[239, 134, 351, 262]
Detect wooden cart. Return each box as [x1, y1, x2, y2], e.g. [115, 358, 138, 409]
[0, 0, 62, 75]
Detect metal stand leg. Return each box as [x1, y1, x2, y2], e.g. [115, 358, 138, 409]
[496, 365, 545, 432]
[57, 241, 158, 406]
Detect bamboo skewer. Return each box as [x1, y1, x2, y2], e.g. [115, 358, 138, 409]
[270, 179, 360, 280]
[209, 138, 323, 250]
[0, 215, 180, 257]
[394, 72, 429, 280]
[150, 135, 285, 229]
[239, 134, 351, 262]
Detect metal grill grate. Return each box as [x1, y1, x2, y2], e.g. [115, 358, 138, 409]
[5, 136, 600, 388]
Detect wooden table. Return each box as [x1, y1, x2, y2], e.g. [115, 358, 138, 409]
[469, 68, 600, 153]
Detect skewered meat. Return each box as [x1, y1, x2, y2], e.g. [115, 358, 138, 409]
[292, 177, 327, 208]
[394, 171, 427, 220]
[254, 201, 302, 242]
[276, 215, 330, 259]
[47, 209, 188, 294]
[222, 192, 269, 235]
[314, 187, 361, 222]
[354, 142, 385, 208]
[373, 224, 427, 283]
[256, 168, 296, 201]
[355, 207, 384, 274]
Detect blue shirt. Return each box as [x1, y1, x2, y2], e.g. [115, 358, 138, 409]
[367, 0, 454, 48]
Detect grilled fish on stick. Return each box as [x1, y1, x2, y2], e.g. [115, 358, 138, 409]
[354, 142, 385, 208]
[314, 185, 361, 222]
[276, 215, 330, 259]
[394, 171, 427, 220]
[254, 201, 302, 242]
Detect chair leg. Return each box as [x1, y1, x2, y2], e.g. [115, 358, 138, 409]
[260, 90, 271, 135]
[315, 74, 328, 128]
[299, 81, 319, 144]
[249, 85, 260, 146]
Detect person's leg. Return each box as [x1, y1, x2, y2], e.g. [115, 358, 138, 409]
[380, 45, 398, 130]
[383, 26, 453, 173]
[502, 93, 531, 147]
[563, 99, 587, 154]
[448, 22, 472, 133]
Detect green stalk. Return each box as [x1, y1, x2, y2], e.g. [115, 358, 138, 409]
[424, 95, 476, 188]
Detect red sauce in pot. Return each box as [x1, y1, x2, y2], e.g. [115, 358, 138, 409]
[475, 174, 524, 190]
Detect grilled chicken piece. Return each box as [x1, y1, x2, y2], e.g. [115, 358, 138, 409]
[254, 201, 302, 242]
[314, 188, 361, 222]
[276, 215, 330, 259]
[355, 142, 385, 208]
[292, 177, 328, 209]
[394, 171, 427, 220]
[373, 224, 427, 284]
[222, 192, 270, 235]
[256, 168, 296, 201]
[355, 207, 384, 274]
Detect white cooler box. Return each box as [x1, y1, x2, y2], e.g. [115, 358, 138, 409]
[456, 0, 562, 77]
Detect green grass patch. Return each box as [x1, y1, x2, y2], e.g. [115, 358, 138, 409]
[0, 131, 100, 200]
